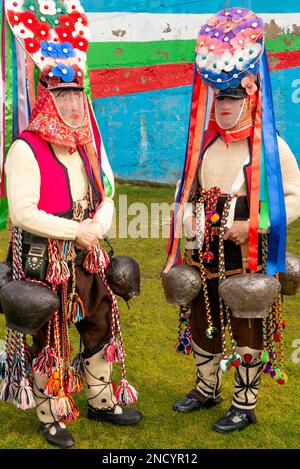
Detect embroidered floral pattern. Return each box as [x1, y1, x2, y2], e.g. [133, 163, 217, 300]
[195, 7, 265, 90]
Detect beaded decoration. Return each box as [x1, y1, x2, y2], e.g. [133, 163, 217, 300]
[260, 236, 288, 385]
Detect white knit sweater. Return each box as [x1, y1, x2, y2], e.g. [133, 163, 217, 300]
[5, 139, 114, 240]
[181, 135, 300, 242]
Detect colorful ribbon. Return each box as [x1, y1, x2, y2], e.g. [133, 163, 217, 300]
[260, 49, 286, 274]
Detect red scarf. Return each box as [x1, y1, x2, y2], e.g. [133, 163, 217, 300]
[27, 83, 93, 152]
[208, 93, 258, 145]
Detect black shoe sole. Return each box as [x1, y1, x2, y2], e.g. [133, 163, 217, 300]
[87, 408, 143, 425]
[213, 421, 255, 434]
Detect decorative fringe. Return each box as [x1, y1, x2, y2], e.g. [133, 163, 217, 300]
[116, 379, 138, 405]
[44, 371, 61, 397]
[32, 346, 58, 376]
[15, 378, 36, 410]
[83, 244, 110, 273]
[72, 352, 84, 377]
[67, 292, 85, 323]
[66, 367, 83, 394]
[0, 351, 7, 380]
[56, 389, 79, 422]
[102, 339, 121, 363]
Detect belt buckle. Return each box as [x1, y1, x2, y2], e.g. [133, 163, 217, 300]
[28, 244, 46, 258]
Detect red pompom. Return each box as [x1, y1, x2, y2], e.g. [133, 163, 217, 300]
[274, 333, 280, 342]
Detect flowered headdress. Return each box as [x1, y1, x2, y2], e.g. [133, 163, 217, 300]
[5, 0, 90, 88]
[165, 7, 286, 276]
[0, 0, 115, 230]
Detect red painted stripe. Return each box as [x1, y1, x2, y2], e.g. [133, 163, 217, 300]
[90, 51, 300, 98]
[268, 50, 300, 71]
[90, 63, 194, 98]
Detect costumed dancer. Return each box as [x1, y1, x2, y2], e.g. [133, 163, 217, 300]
[0, 0, 142, 448]
[164, 7, 300, 433]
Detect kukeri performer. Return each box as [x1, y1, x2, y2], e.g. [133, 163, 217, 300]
[0, 0, 142, 449]
[163, 7, 300, 433]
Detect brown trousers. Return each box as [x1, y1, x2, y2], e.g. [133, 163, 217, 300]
[190, 276, 264, 354]
[33, 265, 112, 355]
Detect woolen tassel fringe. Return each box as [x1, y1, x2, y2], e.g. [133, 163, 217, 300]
[83, 245, 110, 273]
[116, 379, 138, 405]
[102, 339, 120, 363]
[66, 367, 83, 394]
[0, 379, 19, 403]
[32, 346, 58, 376]
[46, 259, 70, 286]
[44, 371, 61, 397]
[56, 389, 79, 422]
[72, 353, 84, 377]
[15, 378, 36, 410]
[67, 292, 85, 323]
[0, 351, 7, 380]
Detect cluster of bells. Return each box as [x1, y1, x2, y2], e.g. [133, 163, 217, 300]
[162, 252, 300, 381]
[162, 252, 300, 316]
[0, 245, 141, 336]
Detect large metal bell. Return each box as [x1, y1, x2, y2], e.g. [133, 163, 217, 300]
[0, 280, 59, 335]
[219, 273, 281, 319]
[279, 252, 300, 296]
[0, 263, 13, 314]
[106, 256, 140, 301]
[162, 264, 202, 306]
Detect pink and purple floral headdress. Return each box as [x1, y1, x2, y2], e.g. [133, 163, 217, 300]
[195, 7, 265, 93]
[5, 0, 89, 88]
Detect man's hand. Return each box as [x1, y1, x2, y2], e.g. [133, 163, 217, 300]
[75, 218, 99, 251]
[223, 220, 249, 245]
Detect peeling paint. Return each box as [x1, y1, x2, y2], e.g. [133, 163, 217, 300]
[283, 34, 295, 47]
[114, 48, 123, 55]
[112, 29, 126, 37]
[265, 20, 284, 40]
[140, 76, 148, 84]
[156, 50, 170, 61]
[163, 23, 172, 33]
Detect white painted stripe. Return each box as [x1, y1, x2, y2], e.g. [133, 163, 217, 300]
[87, 12, 300, 43]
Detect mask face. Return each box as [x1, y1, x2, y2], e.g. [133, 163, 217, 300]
[215, 96, 245, 130]
[51, 89, 85, 128]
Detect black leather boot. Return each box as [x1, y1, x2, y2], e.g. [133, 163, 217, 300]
[213, 406, 257, 433]
[41, 422, 75, 448]
[88, 404, 143, 425]
[173, 388, 223, 413]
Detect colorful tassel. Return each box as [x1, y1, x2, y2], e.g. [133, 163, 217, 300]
[15, 378, 36, 410]
[116, 379, 138, 405]
[44, 371, 61, 397]
[67, 292, 85, 323]
[56, 389, 79, 422]
[0, 351, 7, 380]
[83, 244, 110, 273]
[66, 367, 83, 394]
[32, 346, 58, 376]
[102, 339, 120, 363]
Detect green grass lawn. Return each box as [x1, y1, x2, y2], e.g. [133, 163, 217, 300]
[0, 182, 300, 449]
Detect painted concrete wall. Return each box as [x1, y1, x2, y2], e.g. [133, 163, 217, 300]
[84, 0, 300, 183]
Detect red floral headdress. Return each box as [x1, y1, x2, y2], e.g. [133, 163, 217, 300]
[5, 0, 90, 88]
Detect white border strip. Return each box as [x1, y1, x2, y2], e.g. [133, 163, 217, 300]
[87, 12, 300, 43]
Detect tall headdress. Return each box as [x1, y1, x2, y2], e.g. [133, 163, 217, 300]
[165, 7, 286, 276]
[0, 0, 115, 230]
